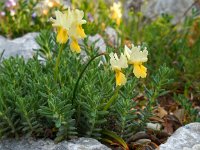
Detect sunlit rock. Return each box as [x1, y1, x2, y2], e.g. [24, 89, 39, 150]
[159, 123, 200, 150]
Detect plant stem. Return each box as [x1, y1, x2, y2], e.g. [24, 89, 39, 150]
[4, 115, 18, 138]
[0, 50, 5, 62]
[72, 53, 106, 105]
[103, 86, 120, 111]
[54, 44, 64, 82]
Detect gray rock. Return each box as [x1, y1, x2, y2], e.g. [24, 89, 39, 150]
[0, 137, 111, 150]
[63, 0, 71, 7]
[67, 138, 111, 150]
[0, 32, 106, 63]
[88, 34, 106, 53]
[80, 34, 107, 64]
[142, 0, 194, 24]
[183, 144, 200, 150]
[105, 27, 120, 48]
[0, 35, 7, 43]
[88, 34, 107, 64]
[0, 32, 40, 60]
[159, 122, 200, 150]
[123, 0, 145, 19]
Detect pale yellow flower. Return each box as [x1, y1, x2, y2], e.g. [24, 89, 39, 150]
[110, 2, 122, 26]
[50, 10, 71, 43]
[109, 52, 128, 86]
[69, 9, 87, 25]
[70, 39, 81, 53]
[51, 9, 87, 52]
[51, 10, 72, 30]
[125, 44, 148, 78]
[68, 9, 87, 53]
[56, 27, 68, 44]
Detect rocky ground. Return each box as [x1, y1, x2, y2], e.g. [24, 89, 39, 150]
[0, 137, 111, 150]
[159, 123, 200, 150]
[0, 123, 199, 150]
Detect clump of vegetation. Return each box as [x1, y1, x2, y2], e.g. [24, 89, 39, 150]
[0, 28, 174, 147]
[0, 0, 63, 38]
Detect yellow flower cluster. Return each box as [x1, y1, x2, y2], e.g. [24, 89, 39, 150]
[109, 52, 128, 86]
[110, 2, 122, 26]
[51, 9, 87, 53]
[110, 44, 148, 86]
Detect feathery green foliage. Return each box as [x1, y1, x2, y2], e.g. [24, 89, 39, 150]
[0, 30, 175, 142]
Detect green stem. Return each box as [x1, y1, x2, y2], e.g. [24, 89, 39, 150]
[4, 115, 18, 138]
[0, 50, 5, 62]
[54, 45, 64, 82]
[24, 113, 33, 132]
[103, 86, 120, 111]
[72, 53, 106, 105]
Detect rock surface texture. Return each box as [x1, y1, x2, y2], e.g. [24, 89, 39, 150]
[142, 0, 194, 24]
[88, 34, 106, 53]
[0, 33, 39, 60]
[0, 32, 107, 63]
[63, 0, 71, 7]
[124, 0, 194, 24]
[0, 137, 111, 150]
[159, 122, 200, 150]
[105, 27, 120, 48]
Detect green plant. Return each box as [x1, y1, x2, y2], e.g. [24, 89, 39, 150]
[38, 94, 77, 141]
[139, 65, 173, 127]
[114, 92, 137, 140]
[102, 130, 129, 150]
[146, 65, 173, 105]
[0, 28, 170, 145]
[0, 0, 62, 38]
[174, 94, 200, 123]
[35, 30, 56, 60]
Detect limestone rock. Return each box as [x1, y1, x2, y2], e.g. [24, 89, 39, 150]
[0, 137, 111, 150]
[105, 27, 120, 48]
[146, 123, 161, 131]
[0, 32, 106, 63]
[63, 0, 71, 7]
[123, 0, 145, 19]
[159, 122, 200, 150]
[88, 34, 106, 53]
[0, 32, 40, 60]
[0, 35, 7, 43]
[183, 144, 200, 150]
[142, 0, 194, 24]
[88, 34, 107, 64]
[80, 34, 107, 64]
[67, 138, 111, 150]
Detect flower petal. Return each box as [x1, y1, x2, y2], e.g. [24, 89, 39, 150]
[56, 27, 68, 44]
[129, 44, 148, 63]
[133, 64, 147, 78]
[77, 25, 86, 38]
[51, 10, 70, 30]
[109, 52, 128, 71]
[70, 39, 81, 53]
[116, 70, 127, 86]
[124, 45, 131, 60]
[110, 2, 122, 26]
